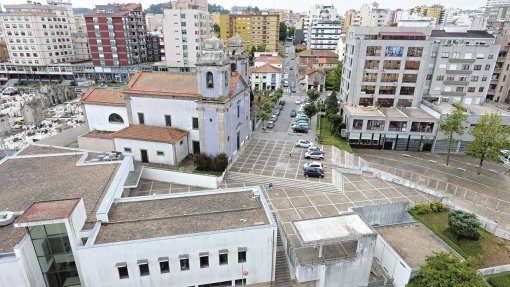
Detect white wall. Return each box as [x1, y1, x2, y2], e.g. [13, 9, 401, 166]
[78, 135, 115, 153]
[250, 72, 282, 91]
[141, 167, 222, 189]
[129, 96, 199, 154]
[76, 227, 276, 287]
[114, 138, 176, 165]
[84, 104, 129, 132]
[374, 235, 412, 287]
[38, 125, 89, 147]
[0, 235, 45, 287]
[0, 254, 30, 287]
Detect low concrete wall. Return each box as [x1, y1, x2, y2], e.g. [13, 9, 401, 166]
[141, 167, 225, 189]
[479, 263, 510, 276]
[351, 202, 415, 226]
[77, 135, 114, 152]
[38, 125, 89, 147]
[331, 168, 344, 193]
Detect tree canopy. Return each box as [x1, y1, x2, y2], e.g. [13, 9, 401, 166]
[303, 104, 318, 119]
[466, 112, 510, 174]
[208, 4, 229, 14]
[407, 252, 485, 287]
[307, 88, 320, 102]
[325, 63, 342, 91]
[438, 105, 467, 166]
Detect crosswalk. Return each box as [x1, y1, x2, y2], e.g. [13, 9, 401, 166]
[224, 171, 341, 193]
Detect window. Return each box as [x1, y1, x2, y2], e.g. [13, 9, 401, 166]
[238, 248, 247, 263]
[237, 105, 240, 118]
[117, 264, 129, 279]
[482, 76, 487, 81]
[157, 151, 165, 156]
[479, 87, 484, 92]
[452, 52, 460, 58]
[456, 87, 464, 92]
[476, 53, 485, 59]
[405, 60, 420, 70]
[159, 258, 169, 273]
[108, 113, 124, 124]
[138, 261, 150, 276]
[192, 117, 199, 129]
[468, 87, 475, 92]
[426, 74, 432, 80]
[180, 256, 190, 271]
[206, 71, 214, 88]
[441, 52, 450, 58]
[235, 279, 247, 286]
[439, 64, 447, 69]
[165, 115, 172, 126]
[461, 64, 470, 70]
[200, 253, 209, 268]
[407, 47, 423, 57]
[219, 250, 228, 265]
[124, 147, 132, 153]
[431, 52, 437, 58]
[471, 76, 479, 81]
[366, 46, 381, 56]
[485, 64, 491, 70]
[138, 113, 145, 124]
[488, 54, 494, 59]
[474, 65, 482, 70]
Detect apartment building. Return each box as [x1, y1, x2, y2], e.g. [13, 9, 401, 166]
[145, 13, 164, 32]
[219, 13, 280, 51]
[351, 3, 392, 27]
[146, 33, 163, 62]
[303, 4, 340, 32]
[84, 3, 147, 68]
[0, 40, 8, 63]
[486, 0, 510, 9]
[0, 142, 276, 287]
[340, 26, 500, 151]
[409, 5, 445, 24]
[307, 20, 342, 51]
[0, 3, 75, 66]
[163, 0, 212, 68]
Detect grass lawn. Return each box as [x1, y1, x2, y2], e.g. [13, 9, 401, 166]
[317, 116, 352, 153]
[487, 271, 510, 287]
[411, 210, 510, 268]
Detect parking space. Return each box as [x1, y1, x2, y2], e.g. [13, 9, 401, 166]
[229, 138, 332, 183]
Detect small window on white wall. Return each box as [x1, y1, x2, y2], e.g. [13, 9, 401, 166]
[124, 147, 132, 153]
[108, 113, 124, 124]
[157, 151, 165, 156]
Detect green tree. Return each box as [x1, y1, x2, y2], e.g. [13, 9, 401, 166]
[208, 4, 229, 14]
[325, 63, 343, 91]
[438, 106, 467, 166]
[467, 112, 510, 174]
[327, 114, 343, 135]
[407, 252, 485, 287]
[448, 210, 481, 240]
[279, 22, 287, 42]
[287, 27, 296, 38]
[303, 104, 318, 119]
[256, 109, 271, 126]
[324, 91, 339, 115]
[213, 23, 220, 34]
[307, 88, 320, 102]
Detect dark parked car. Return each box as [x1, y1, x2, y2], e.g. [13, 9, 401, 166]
[290, 110, 296, 117]
[293, 125, 308, 133]
[304, 167, 324, 178]
[279, 100, 285, 106]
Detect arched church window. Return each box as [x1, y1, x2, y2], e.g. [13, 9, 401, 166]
[225, 71, 228, 87]
[108, 113, 124, 124]
[206, 71, 214, 88]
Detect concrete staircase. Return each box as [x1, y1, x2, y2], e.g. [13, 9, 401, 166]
[273, 214, 293, 287]
[224, 171, 340, 193]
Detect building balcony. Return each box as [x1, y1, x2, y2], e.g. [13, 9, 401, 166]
[448, 58, 476, 63]
[443, 80, 469, 85]
[445, 70, 472, 74]
[442, 91, 466, 97]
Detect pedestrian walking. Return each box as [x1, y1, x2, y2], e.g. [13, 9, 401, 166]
[289, 150, 292, 157]
[268, 182, 273, 191]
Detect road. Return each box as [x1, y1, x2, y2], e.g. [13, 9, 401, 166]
[283, 40, 298, 92]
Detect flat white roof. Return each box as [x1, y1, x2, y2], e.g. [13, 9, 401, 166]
[294, 214, 375, 244]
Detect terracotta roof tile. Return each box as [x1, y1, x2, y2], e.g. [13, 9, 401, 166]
[18, 199, 80, 224]
[113, 125, 189, 144]
[81, 88, 126, 106]
[126, 72, 199, 98]
[254, 55, 283, 65]
[298, 50, 339, 58]
[249, 64, 282, 74]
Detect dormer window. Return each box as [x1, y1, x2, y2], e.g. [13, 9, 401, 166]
[206, 71, 214, 88]
[224, 71, 228, 87]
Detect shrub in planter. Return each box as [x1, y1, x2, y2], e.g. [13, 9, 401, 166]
[211, 153, 229, 172]
[193, 152, 211, 170]
[448, 210, 481, 240]
[430, 201, 445, 212]
[413, 203, 432, 214]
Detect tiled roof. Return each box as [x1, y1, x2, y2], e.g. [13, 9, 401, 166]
[113, 125, 189, 144]
[298, 50, 339, 58]
[81, 88, 126, 106]
[18, 199, 80, 224]
[126, 72, 199, 98]
[250, 64, 282, 74]
[304, 67, 325, 75]
[254, 56, 283, 65]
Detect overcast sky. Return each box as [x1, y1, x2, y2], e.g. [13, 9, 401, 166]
[2, 0, 487, 13]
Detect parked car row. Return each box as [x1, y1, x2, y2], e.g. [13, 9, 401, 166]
[292, 109, 310, 133]
[266, 100, 285, 129]
[295, 140, 326, 178]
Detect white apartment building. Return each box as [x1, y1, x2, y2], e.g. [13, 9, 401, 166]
[145, 13, 164, 32]
[0, 143, 276, 287]
[340, 26, 502, 151]
[308, 20, 342, 50]
[163, 0, 212, 68]
[0, 3, 76, 66]
[303, 4, 340, 37]
[351, 3, 392, 27]
[249, 64, 282, 91]
[486, 0, 510, 9]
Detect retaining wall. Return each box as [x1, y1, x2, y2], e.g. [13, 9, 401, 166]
[141, 167, 225, 189]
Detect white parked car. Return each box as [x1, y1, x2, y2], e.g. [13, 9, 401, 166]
[303, 161, 324, 170]
[308, 146, 323, 152]
[304, 151, 325, 160]
[295, 99, 301, 104]
[295, 139, 313, 148]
